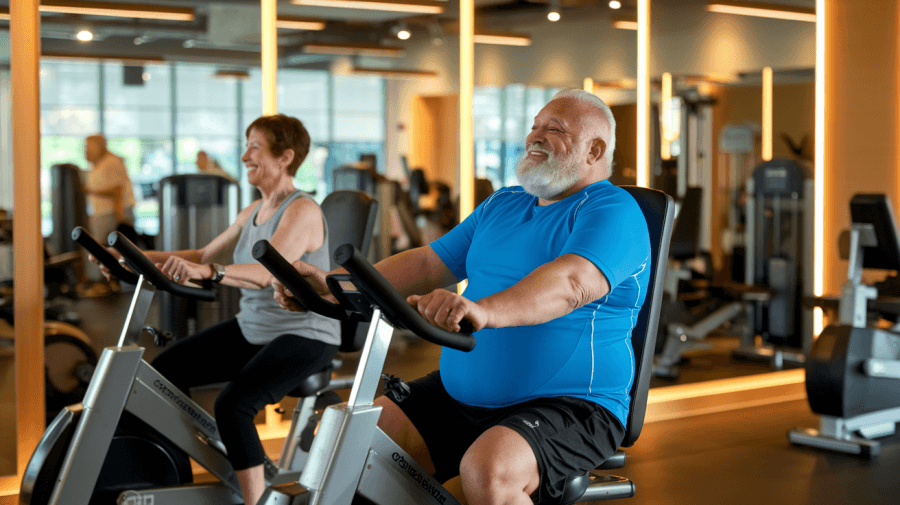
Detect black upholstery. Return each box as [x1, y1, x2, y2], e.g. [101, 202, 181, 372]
[619, 186, 676, 447]
[287, 190, 378, 397]
[668, 186, 703, 261]
[320, 190, 378, 271]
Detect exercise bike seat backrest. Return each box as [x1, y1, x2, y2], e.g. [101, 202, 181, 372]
[543, 186, 675, 505]
[617, 186, 676, 446]
[286, 190, 378, 398]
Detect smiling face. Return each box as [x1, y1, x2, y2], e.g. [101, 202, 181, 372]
[241, 128, 287, 188]
[516, 97, 609, 201]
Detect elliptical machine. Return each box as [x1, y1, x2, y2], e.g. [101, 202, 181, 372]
[790, 194, 900, 457]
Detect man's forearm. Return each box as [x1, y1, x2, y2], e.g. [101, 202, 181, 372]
[373, 246, 457, 298]
[477, 254, 609, 329]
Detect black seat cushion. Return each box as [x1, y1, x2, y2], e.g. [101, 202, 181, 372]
[287, 366, 333, 398]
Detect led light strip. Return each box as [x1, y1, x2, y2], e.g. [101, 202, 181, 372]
[292, 0, 443, 14]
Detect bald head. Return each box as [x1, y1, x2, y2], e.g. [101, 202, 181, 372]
[551, 89, 616, 176]
[85, 134, 108, 164]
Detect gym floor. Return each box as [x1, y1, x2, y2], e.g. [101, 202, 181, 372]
[32, 290, 900, 504]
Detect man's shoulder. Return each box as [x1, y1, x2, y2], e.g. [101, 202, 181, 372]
[481, 186, 531, 209]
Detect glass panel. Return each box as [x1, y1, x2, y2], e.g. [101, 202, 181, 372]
[333, 75, 383, 113]
[103, 63, 171, 108]
[333, 114, 383, 142]
[174, 64, 238, 137]
[503, 85, 526, 141]
[107, 138, 174, 236]
[41, 107, 100, 136]
[475, 140, 502, 183]
[474, 87, 502, 140]
[40, 60, 100, 106]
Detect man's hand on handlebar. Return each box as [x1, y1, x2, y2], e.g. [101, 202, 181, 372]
[158, 256, 211, 285]
[88, 248, 124, 282]
[272, 260, 337, 311]
[407, 289, 487, 333]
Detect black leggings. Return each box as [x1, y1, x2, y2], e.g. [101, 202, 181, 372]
[150, 318, 338, 470]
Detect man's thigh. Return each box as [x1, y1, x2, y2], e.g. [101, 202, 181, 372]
[495, 396, 625, 503]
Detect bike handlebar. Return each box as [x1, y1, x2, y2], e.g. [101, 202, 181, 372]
[251, 239, 348, 321]
[333, 244, 475, 352]
[107, 231, 216, 302]
[72, 226, 140, 285]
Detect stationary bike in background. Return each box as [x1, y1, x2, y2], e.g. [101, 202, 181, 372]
[254, 185, 675, 505]
[790, 194, 900, 457]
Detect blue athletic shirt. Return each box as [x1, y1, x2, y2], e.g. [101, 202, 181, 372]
[430, 180, 651, 425]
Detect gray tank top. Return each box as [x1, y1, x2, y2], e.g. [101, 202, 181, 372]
[233, 190, 340, 346]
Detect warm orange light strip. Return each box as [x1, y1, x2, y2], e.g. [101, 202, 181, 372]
[262, 0, 277, 115]
[612, 19, 638, 30]
[472, 33, 531, 46]
[0, 9, 8, 20]
[636, 0, 649, 187]
[39, 0, 194, 21]
[813, 0, 825, 335]
[303, 43, 403, 57]
[459, 0, 474, 221]
[351, 67, 437, 78]
[292, 0, 443, 14]
[660, 72, 672, 160]
[648, 369, 805, 403]
[707, 1, 815, 22]
[276, 16, 326, 31]
[584, 77, 594, 93]
[762, 66, 773, 161]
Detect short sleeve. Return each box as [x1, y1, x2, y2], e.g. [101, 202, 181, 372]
[561, 190, 650, 290]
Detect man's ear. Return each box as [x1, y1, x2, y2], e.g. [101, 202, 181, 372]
[587, 137, 607, 167]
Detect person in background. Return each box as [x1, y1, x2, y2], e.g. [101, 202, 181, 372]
[197, 150, 238, 183]
[81, 134, 136, 295]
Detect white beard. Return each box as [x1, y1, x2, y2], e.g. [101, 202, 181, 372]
[515, 146, 582, 200]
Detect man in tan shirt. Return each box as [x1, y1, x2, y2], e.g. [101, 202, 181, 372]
[82, 134, 136, 288]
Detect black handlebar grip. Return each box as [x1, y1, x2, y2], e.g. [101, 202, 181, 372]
[251, 240, 347, 321]
[72, 226, 140, 285]
[108, 231, 216, 302]
[333, 243, 475, 352]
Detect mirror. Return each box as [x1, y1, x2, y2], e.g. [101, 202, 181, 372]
[648, 0, 816, 386]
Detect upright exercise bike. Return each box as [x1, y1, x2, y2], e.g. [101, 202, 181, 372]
[252, 185, 675, 504]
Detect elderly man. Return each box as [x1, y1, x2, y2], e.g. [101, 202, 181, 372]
[82, 134, 136, 286]
[83, 134, 136, 236]
[275, 89, 650, 505]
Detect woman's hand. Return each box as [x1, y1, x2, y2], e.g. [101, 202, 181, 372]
[272, 260, 335, 311]
[88, 247, 123, 282]
[407, 289, 487, 332]
[158, 256, 211, 285]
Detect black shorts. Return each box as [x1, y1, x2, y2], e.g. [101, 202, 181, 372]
[390, 370, 626, 503]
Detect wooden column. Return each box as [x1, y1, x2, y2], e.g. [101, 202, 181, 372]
[822, 1, 900, 295]
[8, 0, 44, 490]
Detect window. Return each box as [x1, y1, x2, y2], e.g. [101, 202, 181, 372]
[39, 61, 386, 235]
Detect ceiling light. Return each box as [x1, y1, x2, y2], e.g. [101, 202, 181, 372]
[214, 69, 252, 81]
[303, 43, 404, 58]
[473, 31, 532, 46]
[547, 0, 561, 22]
[612, 19, 638, 30]
[0, 9, 8, 21]
[291, 0, 443, 14]
[609, 0, 622, 8]
[393, 22, 411, 40]
[276, 16, 327, 31]
[39, 0, 195, 21]
[76, 30, 93, 42]
[706, 1, 815, 22]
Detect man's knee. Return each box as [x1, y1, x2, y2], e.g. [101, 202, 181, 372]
[459, 426, 539, 500]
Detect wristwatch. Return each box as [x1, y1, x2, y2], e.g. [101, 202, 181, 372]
[211, 263, 226, 283]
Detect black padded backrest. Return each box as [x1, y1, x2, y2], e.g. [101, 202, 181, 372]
[320, 190, 378, 271]
[619, 186, 676, 447]
[668, 186, 702, 261]
[849, 193, 900, 272]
